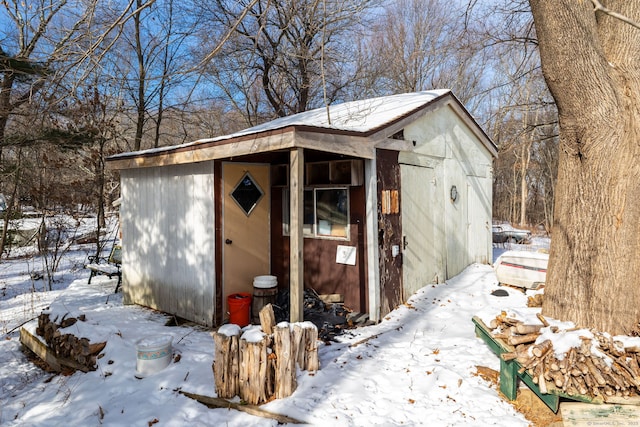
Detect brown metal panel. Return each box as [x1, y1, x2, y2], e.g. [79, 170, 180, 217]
[214, 160, 223, 326]
[270, 159, 368, 315]
[376, 149, 403, 317]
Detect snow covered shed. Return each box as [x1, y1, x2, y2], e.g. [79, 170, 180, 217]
[106, 90, 497, 327]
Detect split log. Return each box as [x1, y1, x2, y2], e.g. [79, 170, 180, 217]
[507, 332, 540, 346]
[212, 330, 240, 399]
[536, 313, 550, 327]
[30, 312, 105, 372]
[486, 312, 640, 400]
[259, 304, 276, 335]
[514, 323, 543, 335]
[274, 324, 296, 399]
[292, 323, 319, 372]
[239, 334, 272, 405]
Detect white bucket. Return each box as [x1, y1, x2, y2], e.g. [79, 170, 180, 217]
[135, 334, 173, 377]
[253, 275, 277, 289]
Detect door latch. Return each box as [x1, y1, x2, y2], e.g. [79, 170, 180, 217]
[403, 236, 408, 250]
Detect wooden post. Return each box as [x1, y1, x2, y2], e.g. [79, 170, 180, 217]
[289, 148, 304, 323]
[274, 324, 297, 399]
[212, 331, 240, 399]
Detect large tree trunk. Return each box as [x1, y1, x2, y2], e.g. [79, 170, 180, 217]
[530, 1, 640, 334]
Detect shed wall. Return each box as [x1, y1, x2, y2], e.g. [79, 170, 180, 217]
[400, 104, 493, 280]
[120, 162, 216, 326]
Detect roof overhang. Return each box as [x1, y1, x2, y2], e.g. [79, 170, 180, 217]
[106, 91, 496, 171]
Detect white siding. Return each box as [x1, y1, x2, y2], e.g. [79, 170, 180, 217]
[121, 162, 216, 326]
[399, 103, 493, 281]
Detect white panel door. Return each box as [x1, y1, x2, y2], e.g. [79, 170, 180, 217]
[400, 164, 439, 298]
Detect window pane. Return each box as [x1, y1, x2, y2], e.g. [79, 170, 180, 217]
[315, 188, 348, 238]
[282, 189, 314, 237]
[231, 173, 263, 216]
[304, 190, 314, 235]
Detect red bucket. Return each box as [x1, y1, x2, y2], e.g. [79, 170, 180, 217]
[227, 293, 252, 327]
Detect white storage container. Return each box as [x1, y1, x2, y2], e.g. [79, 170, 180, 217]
[135, 334, 173, 377]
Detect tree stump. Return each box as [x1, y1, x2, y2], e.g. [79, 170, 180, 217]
[292, 322, 319, 372]
[274, 324, 297, 399]
[212, 327, 240, 399]
[212, 320, 319, 403]
[239, 332, 272, 405]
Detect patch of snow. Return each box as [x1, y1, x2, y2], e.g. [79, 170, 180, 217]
[0, 230, 556, 426]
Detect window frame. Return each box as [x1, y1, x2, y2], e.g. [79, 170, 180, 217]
[282, 186, 350, 241]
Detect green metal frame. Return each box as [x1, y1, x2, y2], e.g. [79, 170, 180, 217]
[472, 316, 595, 413]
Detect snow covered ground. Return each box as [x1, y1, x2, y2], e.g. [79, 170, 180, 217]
[0, 222, 549, 426]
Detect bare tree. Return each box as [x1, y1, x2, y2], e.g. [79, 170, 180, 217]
[529, 1, 640, 334]
[197, 0, 375, 123]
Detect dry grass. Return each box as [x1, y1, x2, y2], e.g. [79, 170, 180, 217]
[475, 366, 563, 427]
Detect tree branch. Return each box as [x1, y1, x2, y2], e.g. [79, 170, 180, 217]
[591, 0, 640, 30]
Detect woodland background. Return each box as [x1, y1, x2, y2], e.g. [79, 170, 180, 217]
[0, 0, 554, 249]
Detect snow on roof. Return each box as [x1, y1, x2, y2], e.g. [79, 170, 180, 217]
[110, 90, 451, 159]
[196, 89, 451, 142]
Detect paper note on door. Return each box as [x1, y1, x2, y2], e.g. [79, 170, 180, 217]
[336, 245, 357, 265]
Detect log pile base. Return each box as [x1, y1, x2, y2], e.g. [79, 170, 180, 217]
[213, 304, 319, 405]
[20, 313, 106, 373]
[474, 314, 640, 414]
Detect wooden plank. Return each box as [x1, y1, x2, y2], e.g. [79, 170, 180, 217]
[561, 402, 640, 426]
[364, 157, 381, 322]
[318, 294, 344, 304]
[20, 327, 89, 372]
[499, 358, 518, 401]
[179, 391, 305, 424]
[289, 148, 304, 323]
[20, 327, 62, 372]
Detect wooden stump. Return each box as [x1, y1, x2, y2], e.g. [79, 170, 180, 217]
[212, 330, 240, 399]
[239, 334, 272, 405]
[212, 318, 319, 403]
[292, 322, 319, 372]
[274, 324, 297, 399]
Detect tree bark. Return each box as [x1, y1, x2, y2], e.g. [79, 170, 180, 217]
[530, 1, 640, 334]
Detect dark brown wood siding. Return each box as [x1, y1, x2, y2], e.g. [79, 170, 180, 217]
[376, 149, 403, 317]
[271, 165, 368, 314]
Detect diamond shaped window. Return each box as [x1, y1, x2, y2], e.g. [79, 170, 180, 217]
[231, 172, 264, 216]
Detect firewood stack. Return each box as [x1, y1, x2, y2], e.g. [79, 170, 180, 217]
[491, 311, 640, 400]
[35, 312, 106, 372]
[212, 304, 319, 405]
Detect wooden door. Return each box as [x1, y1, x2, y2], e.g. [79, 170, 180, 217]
[222, 163, 270, 319]
[400, 164, 439, 297]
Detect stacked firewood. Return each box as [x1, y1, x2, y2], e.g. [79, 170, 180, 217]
[213, 304, 319, 405]
[491, 312, 640, 400]
[36, 312, 106, 372]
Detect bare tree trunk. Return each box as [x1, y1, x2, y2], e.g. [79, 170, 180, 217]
[0, 148, 22, 257]
[134, 0, 146, 151]
[531, 0, 640, 334]
[519, 143, 530, 226]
